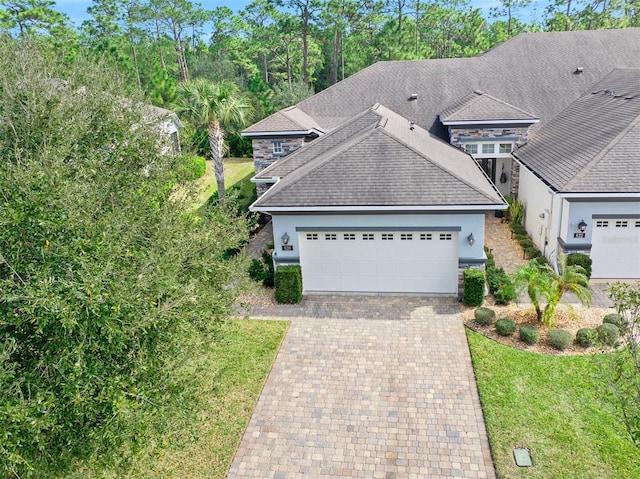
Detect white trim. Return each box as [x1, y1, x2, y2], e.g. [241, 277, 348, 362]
[251, 176, 280, 183]
[441, 119, 539, 126]
[250, 204, 507, 213]
[557, 193, 640, 199]
[242, 128, 324, 137]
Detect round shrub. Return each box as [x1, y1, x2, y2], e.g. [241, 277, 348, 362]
[566, 253, 592, 279]
[519, 325, 540, 345]
[603, 313, 625, 329]
[547, 329, 573, 350]
[474, 307, 496, 326]
[597, 323, 620, 346]
[176, 154, 206, 182]
[518, 238, 534, 249]
[576, 328, 596, 348]
[495, 318, 517, 336]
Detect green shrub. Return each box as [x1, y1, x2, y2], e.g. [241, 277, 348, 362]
[175, 154, 206, 182]
[248, 258, 266, 282]
[486, 266, 516, 304]
[260, 250, 275, 287]
[508, 199, 525, 225]
[597, 323, 620, 346]
[274, 265, 303, 304]
[566, 253, 592, 279]
[519, 325, 540, 345]
[495, 318, 517, 336]
[462, 268, 485, 306]
[603, 313, 626, 329]
[525, 248, 542, 259]
[576, 328, 596, 348]
[474, 307, 496, 325]
[547, 329, 574, 350]
[518, 238, 534, 249]
[510, 223, 526, 235]
[514, 234, 528, 242]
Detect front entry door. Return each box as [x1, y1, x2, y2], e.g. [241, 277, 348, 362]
[478, 158, 496, 182]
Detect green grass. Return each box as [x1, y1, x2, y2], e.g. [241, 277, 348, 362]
[194, 157, 255, 208]
[68, 319, 288, 478]
[467, 329, 640, 478]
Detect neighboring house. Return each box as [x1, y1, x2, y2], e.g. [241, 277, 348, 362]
[244, 29, 640, 293]
[144, 105, 184, 157]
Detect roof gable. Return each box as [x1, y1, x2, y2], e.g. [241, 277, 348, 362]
[243, 106, 322, 134]
[439, 91, 538, 123]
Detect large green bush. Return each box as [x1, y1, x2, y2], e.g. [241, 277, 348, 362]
[519, 325, 540, 345]
[274, 265, 303, 304]
[548, 329, 574, 350]
[486, 265, 516, 304]
[495, 318, 517, 336]
[474, 307, 496, 325]
[603, 313, 626, 330]
[597, 323, 620, 346]
[566, 253, 592, 279]
[462, 268, 485, 306]
[175, 154, 206, 182]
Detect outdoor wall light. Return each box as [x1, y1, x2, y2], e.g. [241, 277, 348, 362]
[281, 232, 290, 245]
[578, 220, 587, 232]
[467, 233, 475, 246]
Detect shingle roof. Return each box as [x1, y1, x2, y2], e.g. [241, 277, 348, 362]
[243, 106, 321, 134]
[439, 91, 538, 123]
[513, 69, 640, 193]
[252, 105, 505, 209]
[245, 29, 640, 139]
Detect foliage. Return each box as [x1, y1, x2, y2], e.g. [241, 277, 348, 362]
[468, 329, 640, 478]
[519, 325, 540, 345]
[274, 265, 303, 304]
[576, 328, 597, 348]
[495, 318, 517, 336]
[270, 78, 316, 110]
[474, 307, 496, 326]
[604, 313, 627, 330]
[597, 323, 621, 347]
[462, 268, 485, 306]
[594, 281, 640, 447]
[508, 198, 525, 225]
[0, 39, 250, 476]
[547, 329, 574, 350]
[175, 154, 207, 182]
[510, 222, 527, 235]
[566, 253, 593, 279]
[486, 265, 516, 304]
[247, 250, 275, 288]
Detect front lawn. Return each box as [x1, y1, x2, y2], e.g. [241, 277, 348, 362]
[194, 157, 255, 209]
[68, 319, 288, 478]
[467, 329, 640, 478]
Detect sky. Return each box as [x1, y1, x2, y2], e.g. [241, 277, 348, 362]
[53, 0, 543, 29]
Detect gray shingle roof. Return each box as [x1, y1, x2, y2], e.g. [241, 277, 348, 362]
[439, 91, 538, 123]
[244, 106, 321, 134]
[252, 105, 505, 209]
[245, 29, 640, 139]
[514, 69, 640, 193]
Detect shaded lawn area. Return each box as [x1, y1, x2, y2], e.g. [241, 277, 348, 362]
[467, 329, 640, 479]
[69, 319, 288, 478]
[194, 157, 255, 209]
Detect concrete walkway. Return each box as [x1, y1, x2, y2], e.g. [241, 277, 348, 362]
[227, 296, 496, 479]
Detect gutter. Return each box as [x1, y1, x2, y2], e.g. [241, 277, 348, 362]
[249, 204, 508, 213]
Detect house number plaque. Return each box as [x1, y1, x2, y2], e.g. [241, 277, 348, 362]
[573, 232, 585, 238]
[282, 245, 293, 251]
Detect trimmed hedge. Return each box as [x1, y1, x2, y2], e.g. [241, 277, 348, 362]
[474, 307, 496, 326]
[176, 154, 206, 182]
[547, 329, 573, 350]
[603, 313, 626, 330]
[567, 253, 592, 279]
[495, 318, 516, 336]
[597, 323, 620, 346]
[462, 268, 485, 306]
[274, 265, 303, 304]
[519, 325, 540, 345]
[576, 328, 596, 348]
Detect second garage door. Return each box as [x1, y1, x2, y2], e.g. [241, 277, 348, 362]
[298, 230, 459, 294]
[591, 218, 640, 279]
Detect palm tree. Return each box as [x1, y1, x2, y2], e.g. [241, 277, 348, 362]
[542, 253, 591, 327]
[512, 260, 551, 322]
[172, 79, 252, 199]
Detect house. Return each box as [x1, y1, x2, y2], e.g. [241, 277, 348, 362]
[143, 105, 184, 157]
[244, 29, 640, 293]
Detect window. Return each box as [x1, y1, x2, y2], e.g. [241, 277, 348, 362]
[635, 221, 640, 228]
[596, 220, 609, 227]
[439, 233, 452, 240]
[615, 220, 628, 228]
[325, 233, 337, 240]
[272, 140, 283, 154]
[420, 233, 433, 240]
[499, 143, 512, 154]
[362, 233, 375, 240]
[400, 233, 413, 240]
[343, 233, 356, 240]
[482, 144, 495, 154]
[306, 233, 318, 240]
[465, 144, 478, 154]
[381, 233, 394, 240]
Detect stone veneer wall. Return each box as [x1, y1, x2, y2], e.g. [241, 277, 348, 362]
[252, 137, 306, 196]
[448, 126, 530, 148]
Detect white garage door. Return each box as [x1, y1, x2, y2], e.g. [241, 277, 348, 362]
[591, 218, 640, 279]
[298, 230, 459, 293]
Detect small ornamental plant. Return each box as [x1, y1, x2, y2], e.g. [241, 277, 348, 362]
[548, 329, 573, 350]
[495, 318, 517, 336]
[474, 307, 496, 326]
[519, 325, 540, 345]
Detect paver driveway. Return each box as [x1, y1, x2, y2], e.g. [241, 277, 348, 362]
[227, 296, 495, 479]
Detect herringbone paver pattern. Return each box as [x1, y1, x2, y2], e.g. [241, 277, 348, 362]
[227, 296, 496, 479]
